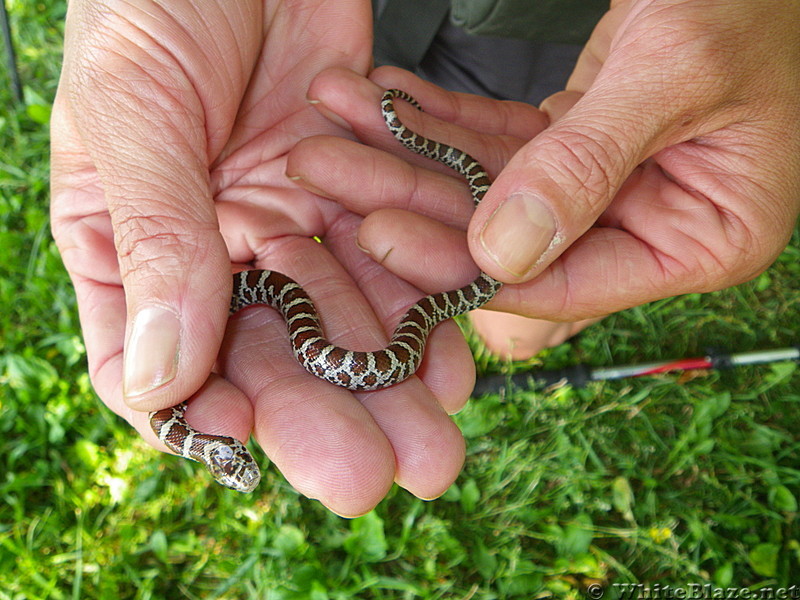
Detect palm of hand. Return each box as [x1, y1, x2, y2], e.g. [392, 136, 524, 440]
[51, 0, 472, 516]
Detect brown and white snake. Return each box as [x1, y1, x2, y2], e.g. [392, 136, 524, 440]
[149, 90, 502, 492]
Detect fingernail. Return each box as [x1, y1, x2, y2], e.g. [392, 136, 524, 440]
[306, 96, 352, 131]
[354, 236, 373, 256]
[285, 172, 333, 199]
[123, 305, 180, 401]
[479, 193, 557, 277]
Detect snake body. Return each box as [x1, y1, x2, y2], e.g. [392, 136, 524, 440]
[150, 90, 502, 492]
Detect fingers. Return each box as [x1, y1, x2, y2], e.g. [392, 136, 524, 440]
[358, 209, 479, 292]
[352, 205, 655, 321]
[225, 304, 465, 514]
[213, 166, 472, 508]
[49, 100, 260, 486]
[217, 232, 467, 514]
[319, 210, 477, 414]
[222, 298, 396, 517]
[300, 62, 794, 328]
[307, 66, 545, 177]
[287, 136, 477, 229]
[317, 218, 470, 499]
[84, 114, 229, 413]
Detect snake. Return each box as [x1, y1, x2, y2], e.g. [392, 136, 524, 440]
[149, 89, 502, 493]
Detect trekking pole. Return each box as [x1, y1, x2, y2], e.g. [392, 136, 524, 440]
[472, 346, 800, 396]
[1, 0, 22, 104]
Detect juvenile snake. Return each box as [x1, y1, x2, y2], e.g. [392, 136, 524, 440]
[150, 90, 502, 492]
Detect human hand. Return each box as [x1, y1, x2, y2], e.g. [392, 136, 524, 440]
[296, 0, 800, 332]
[51, 0, 473, 516]
[289, 67, 546, 313]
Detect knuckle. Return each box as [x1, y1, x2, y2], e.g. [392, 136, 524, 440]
[719, 219, 791, 288]
[112, 210, 213, 279]
[533, 127, 623, 212]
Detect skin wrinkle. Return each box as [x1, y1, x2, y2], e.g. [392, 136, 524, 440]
[365, 211, 478, 284]
[52, 200, 108, 242]
[100, 155, 192, 204]
[80, 21, 201, 117]
[83, 322, 124, 395]
[246, 230, 310, 269]
[181, 2, 260, 90]
[243, 11, 358, 136]
[424, 86, 524, 136]
[588, 235, 629, 300]
[711, 133, 797, 214]
[72, 73, 210, 199]
[599, 20, 757, 140]
[412, 176, 474, 227]
[655, 144, 784, 273]
[228, 334, 305, 394]
[259, 391, 356, 447]
[113, 2, 256, 154]
[470, 133, 521, 181]
[321, 223, 390, 310]
[487, 99, 515, 137]
[112, 220, 220, 296]
[301, 135, 477, 227]
[583, 233, 659, 311]
[616, 4, 730, 75]
[373, 152, 413, 214]
[534, 133, 618, 214]
[166, 14, 258, 158]
[537, 257, 574, 318]
[214, 105, 330, 187]
[114, 227, 198, 267]
[646, 225, 723, 288]
[108, 183, 218, 233]
[230, 197, 324, 255]
[614, 168, 740, 286]
[405, 160, 434, 217]
[76, 58, 214, 205]
[635, 180, 736, 287]
[292, 136, 476, 228]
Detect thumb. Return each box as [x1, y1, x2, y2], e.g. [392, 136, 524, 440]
[468, 90, 663, 283]
[466, 0, 760, 284]
[465, 10, 741, 286]
[66, 44, 231, 413]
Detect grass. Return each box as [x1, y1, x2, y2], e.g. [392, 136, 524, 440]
[1, 1, 799, 597]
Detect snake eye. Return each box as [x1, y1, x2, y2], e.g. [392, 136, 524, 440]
[211, 444, 236, 472]
[205, 442, 261, 493]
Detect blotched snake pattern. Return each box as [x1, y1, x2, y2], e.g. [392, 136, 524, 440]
[149, 90, 502, 492]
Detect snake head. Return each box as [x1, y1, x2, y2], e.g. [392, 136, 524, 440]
[204, 439, 261, 493]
